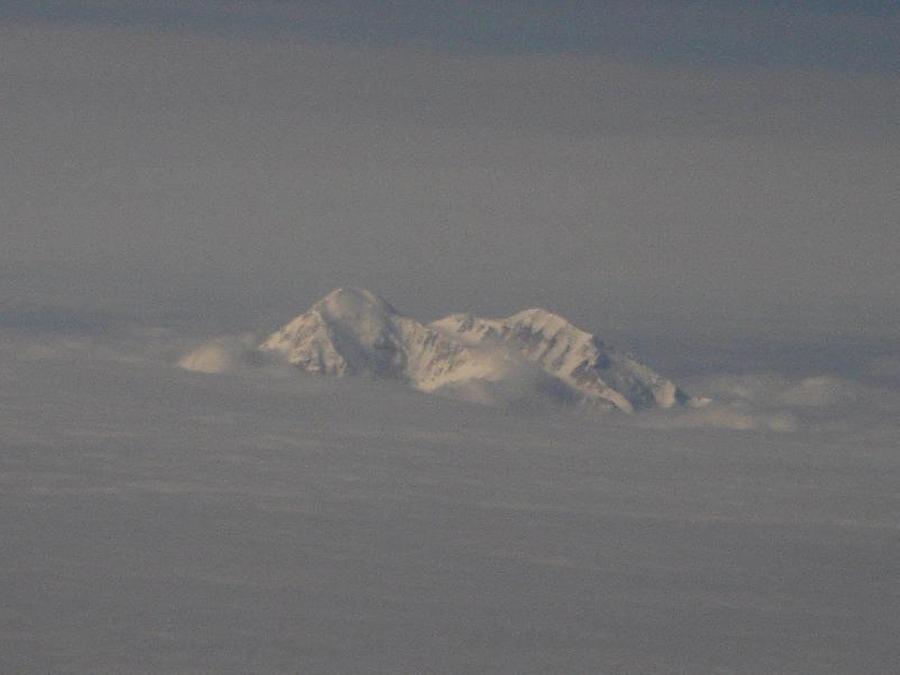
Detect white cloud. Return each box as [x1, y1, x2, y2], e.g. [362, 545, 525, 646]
[178, 341, 236, 374]
[177, 334, 287, 375]
[776, 376, 858, 407]
[650, 371, 900, 433]
[638, 404, 799, 433]
[682, 373, 866, 408]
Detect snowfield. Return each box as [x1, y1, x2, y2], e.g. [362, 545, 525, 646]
[257, 288, 692, 414]
[2, 328, 899, 674]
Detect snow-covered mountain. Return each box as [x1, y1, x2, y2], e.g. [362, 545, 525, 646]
[260, 288, 692, 413]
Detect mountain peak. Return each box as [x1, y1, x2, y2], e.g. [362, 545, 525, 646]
[313, 287, 397, 319]
[262, 292, 693, 414]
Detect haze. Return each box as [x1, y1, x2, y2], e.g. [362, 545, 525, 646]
[3, 1, 898, 340]
[1, 2, 899, 673]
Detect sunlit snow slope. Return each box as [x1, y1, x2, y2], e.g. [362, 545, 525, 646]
[261, 288, 691, 413]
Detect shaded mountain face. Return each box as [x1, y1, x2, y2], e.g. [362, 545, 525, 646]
[260, 288, 691, 413]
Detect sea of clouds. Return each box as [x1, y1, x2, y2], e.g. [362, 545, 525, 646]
[169, 330, 900, 434]
[3, 321, 900, 673]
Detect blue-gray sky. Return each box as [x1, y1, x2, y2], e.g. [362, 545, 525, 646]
[2, 1, 898, 340]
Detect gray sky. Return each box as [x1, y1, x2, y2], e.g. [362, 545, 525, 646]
[2, 1, 898, 340]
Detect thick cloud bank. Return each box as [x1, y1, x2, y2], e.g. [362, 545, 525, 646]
[176, 332, 900, 433]
[3, 324, 899, 674]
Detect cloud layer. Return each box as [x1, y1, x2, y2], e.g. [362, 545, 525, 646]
[642, 371, 900, 433]
[169, 328, 900, 433]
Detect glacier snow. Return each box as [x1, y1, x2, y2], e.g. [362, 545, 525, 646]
[260, 288, 692, 413]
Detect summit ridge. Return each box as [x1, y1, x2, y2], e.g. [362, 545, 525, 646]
[260, 288, 692, 413]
